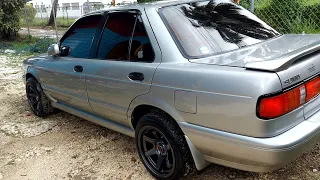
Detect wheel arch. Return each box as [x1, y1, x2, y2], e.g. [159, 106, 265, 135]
[131, 104, 179, 130]
[26, 73, 36, 81]
[128, 94, 185, 130]
[128, 94, 210, 171]
[25, 66, 40, 82]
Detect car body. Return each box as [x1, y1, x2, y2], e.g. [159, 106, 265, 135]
[23, 0, 320, 178]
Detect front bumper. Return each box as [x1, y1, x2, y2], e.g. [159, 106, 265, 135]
[181, 109, 320, 172]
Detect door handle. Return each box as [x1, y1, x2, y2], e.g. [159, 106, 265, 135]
[74, 65, 83, 73]
[128, 72, 144, 81]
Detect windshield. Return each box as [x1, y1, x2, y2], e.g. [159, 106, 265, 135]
[159, 0, 280, 58]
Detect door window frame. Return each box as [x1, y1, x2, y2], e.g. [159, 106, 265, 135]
[58, 12, 106, 59]
[92, 10, 156, 63]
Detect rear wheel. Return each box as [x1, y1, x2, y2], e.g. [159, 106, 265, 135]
[26, 77, 55, 117]
[136, 112, 194, 180]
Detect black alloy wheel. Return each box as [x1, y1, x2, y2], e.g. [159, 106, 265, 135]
[26, 77, 55, 117]
[26, 82, 42, 114]
[139, 126, 175, 177]
[136, 112, 194, 180]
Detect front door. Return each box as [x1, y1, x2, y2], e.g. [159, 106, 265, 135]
[36, 14, 103, 112]
[85, 12, 160, 126]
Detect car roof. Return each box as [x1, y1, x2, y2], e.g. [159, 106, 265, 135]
[86, 0, 208, 15]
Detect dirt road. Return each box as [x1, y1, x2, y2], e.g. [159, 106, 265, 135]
[0, 54, 319, 180]
[19, 28, 65, 39]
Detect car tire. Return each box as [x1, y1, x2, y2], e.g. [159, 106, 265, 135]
[135, 112, 194, 180]
[26, 77, 55, 117]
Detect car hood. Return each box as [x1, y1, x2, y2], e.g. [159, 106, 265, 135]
[23, 53, 47, 65]
[191, 34, 320, 72]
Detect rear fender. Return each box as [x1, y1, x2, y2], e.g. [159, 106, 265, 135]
[127, 93, 185, 129]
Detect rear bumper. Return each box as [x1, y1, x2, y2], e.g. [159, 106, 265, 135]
[181, 109, 320, 172]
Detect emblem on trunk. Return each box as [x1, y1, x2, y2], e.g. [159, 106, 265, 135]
[308, 64, 316, 73]
[284, 74, 301, 86]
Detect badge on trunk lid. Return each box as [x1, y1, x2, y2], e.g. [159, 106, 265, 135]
[284, 74, 301, 86]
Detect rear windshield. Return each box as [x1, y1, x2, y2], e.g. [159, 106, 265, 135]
[159, 0, 280, 58]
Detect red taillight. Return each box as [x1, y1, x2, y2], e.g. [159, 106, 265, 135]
[259, 85, 305, 119]
[306, 77, 320, 102]
[258, 76, 320, 119]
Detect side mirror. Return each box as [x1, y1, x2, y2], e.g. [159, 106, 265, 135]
[47, 44, 60, 56]
[60, 46, 71, 56]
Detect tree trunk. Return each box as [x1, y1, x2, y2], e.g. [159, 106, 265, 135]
[47, 0, 58, 26]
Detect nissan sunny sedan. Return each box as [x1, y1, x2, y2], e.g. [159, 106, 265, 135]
[22, 0, 320, 179]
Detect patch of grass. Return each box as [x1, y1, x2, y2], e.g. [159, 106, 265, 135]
[20, 17, 76, 30]
[0, 34, 55, 54]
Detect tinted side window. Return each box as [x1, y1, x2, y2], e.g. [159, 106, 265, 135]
[130, 16, 155, 62]
[60, 15, 102, 58]
[97, 13, 136, 60]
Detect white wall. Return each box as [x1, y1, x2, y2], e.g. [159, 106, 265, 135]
[28, 0, 136, 18]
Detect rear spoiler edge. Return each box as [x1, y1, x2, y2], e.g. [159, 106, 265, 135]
[245, 42, 320, 72]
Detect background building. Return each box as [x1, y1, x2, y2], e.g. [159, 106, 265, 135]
[27, 0, 136, 18]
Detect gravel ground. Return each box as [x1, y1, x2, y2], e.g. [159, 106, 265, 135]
[0, 54, 320, 180]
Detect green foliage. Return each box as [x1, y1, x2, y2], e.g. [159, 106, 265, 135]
[20, 17, 75, 29]
[20, 4, 37, 23]
[254, 0, 320, 33]
[0, 34, 55, 54]
[30, 37, 55, 53]
[0, 0, 25, 39]
[239, 0, 250, 9]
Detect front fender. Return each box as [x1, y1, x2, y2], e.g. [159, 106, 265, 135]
[26, 66, 40, 83]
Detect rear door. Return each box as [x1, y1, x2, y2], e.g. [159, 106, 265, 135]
[36, 14, 103, 112]
[85, 11, 161, 126]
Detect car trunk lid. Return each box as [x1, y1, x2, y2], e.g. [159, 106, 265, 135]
[192, 34, 320, 120]
[191, 34, 320, 70]
[192, 34, 320, 87]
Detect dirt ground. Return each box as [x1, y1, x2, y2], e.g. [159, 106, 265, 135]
[0, 54, 320, 180]
[19, 28, 65, 39]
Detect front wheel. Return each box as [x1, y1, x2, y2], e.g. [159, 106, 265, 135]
[26, 77, 55, 117]
[135, 112, 194, 180]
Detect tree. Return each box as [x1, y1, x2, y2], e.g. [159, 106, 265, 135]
[20, 4, 37, 23]
[47, 0, 58, 26]
[0, 0, 25, 39]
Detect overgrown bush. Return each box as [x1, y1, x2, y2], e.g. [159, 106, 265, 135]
[0, 0, 25, 39]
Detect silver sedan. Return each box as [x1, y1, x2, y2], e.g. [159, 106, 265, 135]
[23, 0, 320, 179]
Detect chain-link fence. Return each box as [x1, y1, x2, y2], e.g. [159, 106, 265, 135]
[21, 0, 320, 39]
[241, 0, 320, 34]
